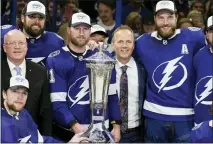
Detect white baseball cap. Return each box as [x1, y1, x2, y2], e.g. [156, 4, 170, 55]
[70, 12, 91, 27]
[155, 0, 176, 14]
[207, 16, 213, 29]
[91, 24, 108, 36]
[25, 1, 46, 17]
[7, 76, 29, 91]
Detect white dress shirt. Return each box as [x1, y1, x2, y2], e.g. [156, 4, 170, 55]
[7, 58, 26, 77]
[115, 57, 140, 128]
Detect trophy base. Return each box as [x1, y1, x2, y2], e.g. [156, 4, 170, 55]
[81, 127, 114, 143]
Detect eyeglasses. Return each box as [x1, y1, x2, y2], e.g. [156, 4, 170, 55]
[4, 41, 26, 47]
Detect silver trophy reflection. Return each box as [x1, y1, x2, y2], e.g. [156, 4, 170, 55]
[81, 44, 116, 143]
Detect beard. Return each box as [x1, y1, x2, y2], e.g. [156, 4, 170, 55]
[156, 24, 176, 39]
[23, 21, 44, 37]
[7, 102, 24, 113]
[70, 35, 89, 47]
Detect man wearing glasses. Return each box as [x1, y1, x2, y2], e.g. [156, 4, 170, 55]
[2, 29, 52, 136]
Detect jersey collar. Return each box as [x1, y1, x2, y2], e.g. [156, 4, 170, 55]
[151, 29, 181, 40]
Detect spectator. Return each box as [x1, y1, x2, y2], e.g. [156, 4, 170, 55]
[1, 0, 28, 26]
[122, 0, 152, 24]
[142, 14, 155, 33]
[125, 12, 142, 38]
[112, 25, 146, 143]
[177, 18, 194, 28]
[191, 16, 213, 143]
[1, 75, 89, 143]
[20, 1, 64, 65]
[90, 24, 108, 43]
[187, 10, 205, 29]
[134, 0, 206, 142]
[205, 0, 213, 20]
[2, 29, 52, 136]
[190, 0, 205, 14]
[46, 0, 63, 32]
[95, 0, 118, 43]
[46, 12, 121, 142]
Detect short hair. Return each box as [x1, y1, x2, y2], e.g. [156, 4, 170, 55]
[97, 0, 115, 10]
[177, 18, 194, 28]
[112, 25, 134, 42]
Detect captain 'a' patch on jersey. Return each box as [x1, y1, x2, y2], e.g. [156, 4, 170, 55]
[195, 76, 213, 106]
[68, 75, 90, 107]
[152, 56, 187, 93]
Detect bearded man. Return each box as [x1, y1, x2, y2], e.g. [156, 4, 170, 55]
[20, 1, 64, 66]
[134, 0, 207, 143]
[46, 12, 121, 142]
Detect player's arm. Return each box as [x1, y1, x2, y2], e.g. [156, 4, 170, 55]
[45, 56, 77, 129]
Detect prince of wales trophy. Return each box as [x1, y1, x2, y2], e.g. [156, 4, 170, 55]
[81, 45, 116, 143]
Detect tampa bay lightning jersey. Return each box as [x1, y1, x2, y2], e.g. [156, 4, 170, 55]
[135, 27, 207, 121]
[25, 31, 64, 66]
[191, 120, 213, 142]
[193, 44, 213, 124]
[1, 108, 61, 143]
[46, 46, 121, 129]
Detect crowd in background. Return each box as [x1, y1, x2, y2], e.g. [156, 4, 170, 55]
[2, 0, 213, 43]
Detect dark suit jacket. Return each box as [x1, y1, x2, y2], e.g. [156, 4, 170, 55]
[136, 60, 147, 141]
[1, 59, 52, 136]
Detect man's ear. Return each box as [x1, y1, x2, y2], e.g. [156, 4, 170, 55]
[2, 90, 7, 100]
[21, 15, 25, 23]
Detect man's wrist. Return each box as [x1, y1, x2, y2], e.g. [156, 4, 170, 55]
[111, 120, 121, 125]
[69, 120, 78, 131]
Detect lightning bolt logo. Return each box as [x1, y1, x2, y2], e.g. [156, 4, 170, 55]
[158, 56, 183, 93]
[152, 56, 187, 92]
[196, 77, 213, 105]
[69, 76, 89, 107]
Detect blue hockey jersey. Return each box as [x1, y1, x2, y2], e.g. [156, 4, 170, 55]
[46, 46, 121, 129]
[191, 120, 213, 142]
[193, 45, 213, 124]
[135, 27, 207, 121]
[25, 31, 64, 66]
[1, 108, 61, 143]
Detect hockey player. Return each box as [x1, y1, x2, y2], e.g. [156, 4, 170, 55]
[20, 1, 64, 65]
[191, 16, 213, 143]
[1, 76, 89, 143]
[134, 0, 207, 142]
[46, 12, 121, 142]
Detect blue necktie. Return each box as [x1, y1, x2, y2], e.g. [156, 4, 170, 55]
[120, 65, 128, 133]
[14, 66, 21, 76]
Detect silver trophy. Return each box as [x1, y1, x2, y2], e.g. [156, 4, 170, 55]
[81, 44, 116, 143]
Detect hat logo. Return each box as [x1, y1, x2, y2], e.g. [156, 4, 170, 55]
[77, 15, 86, 20]
[160, 1, 170, 6]
[32, 4, 42, 10]
[15, 77, 25, 83]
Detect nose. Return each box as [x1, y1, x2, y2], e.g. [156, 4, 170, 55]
[14, 42, 20, 48]
[79, 28, 85, 35]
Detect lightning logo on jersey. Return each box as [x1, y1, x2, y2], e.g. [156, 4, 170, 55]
[68, 75, 90, 107]
[195, 76, 213, 105]
[152, 56, 187, 93]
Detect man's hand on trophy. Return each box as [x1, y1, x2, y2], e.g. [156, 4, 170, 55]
[72, 123, 87, 134]
[86, 40, 99, 51]
[68, 132, 90, 143]
[86, 40, 105, 51]
[111, 124, 121, 143]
